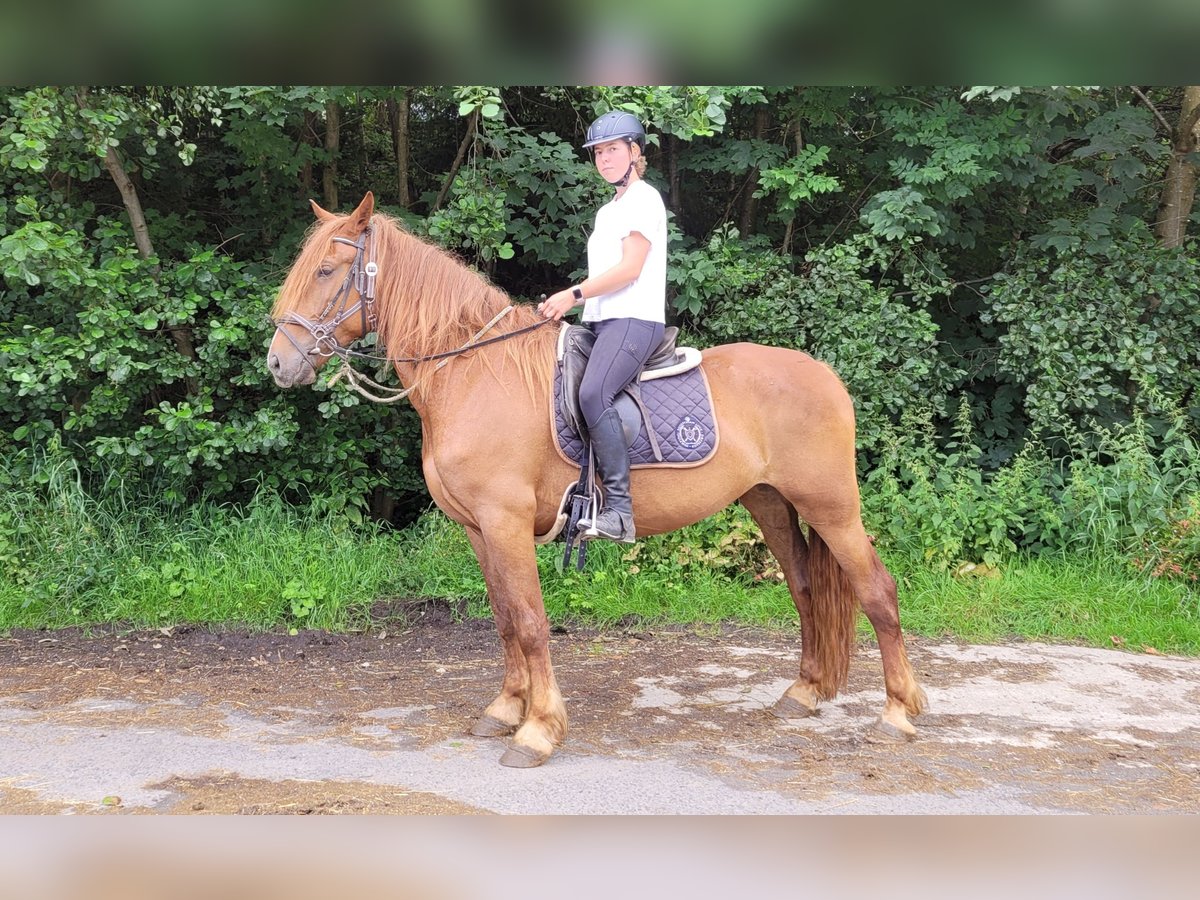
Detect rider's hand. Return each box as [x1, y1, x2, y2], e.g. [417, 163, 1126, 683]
[538, 289, 578, 321]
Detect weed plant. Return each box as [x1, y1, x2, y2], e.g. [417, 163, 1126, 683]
[0, 449, 407, 631]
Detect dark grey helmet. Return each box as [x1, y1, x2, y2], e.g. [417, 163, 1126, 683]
[583, 111, 646, 151]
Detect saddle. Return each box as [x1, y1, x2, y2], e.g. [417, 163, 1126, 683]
[556, 323, 703, 453]
[541, 323, 715, 571]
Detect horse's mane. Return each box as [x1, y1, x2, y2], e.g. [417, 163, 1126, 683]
[274, 210, 556, 402]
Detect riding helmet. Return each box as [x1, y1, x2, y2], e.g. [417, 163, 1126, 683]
[582, 111, 646, 151]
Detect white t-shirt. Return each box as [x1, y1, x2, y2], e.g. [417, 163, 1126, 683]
[582, 179, 667, 324]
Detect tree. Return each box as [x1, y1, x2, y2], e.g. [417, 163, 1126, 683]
[1143, 86, 1200, 249]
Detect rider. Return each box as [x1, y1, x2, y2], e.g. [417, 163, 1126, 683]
[538, 111, 667, 543]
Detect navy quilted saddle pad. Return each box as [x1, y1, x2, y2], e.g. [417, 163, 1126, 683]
[552, 364, 719, 469]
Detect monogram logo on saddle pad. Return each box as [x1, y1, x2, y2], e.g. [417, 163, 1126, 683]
[675, 415, 705, 449]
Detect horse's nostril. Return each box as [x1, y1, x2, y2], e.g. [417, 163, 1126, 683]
[268, 353, 281, 372]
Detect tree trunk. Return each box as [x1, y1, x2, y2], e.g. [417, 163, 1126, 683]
[101, 144, 156, 263]
[667, 134, 681, 213]
[387, 91, 413, 208]
[76, 87, 199, 394]
[300, 110, 317, 197]
[1154, 85, 1200, 250]
[738, 105, 771, 237]
[432, 108, 479, 214]
[323, 100, 341, 210]
[781, 117, 805, 256]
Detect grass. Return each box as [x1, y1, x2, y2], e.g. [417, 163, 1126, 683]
[0, 467, 409, 631]
[892, 553, 1200, 654]
[3, 469, 1198, 656]
[388, 513, 1200, 654]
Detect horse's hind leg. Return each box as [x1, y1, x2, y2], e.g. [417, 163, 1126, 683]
[739, 486, 827, 718]
[464, 526, 529, 738]
[805, 517, 927, 740]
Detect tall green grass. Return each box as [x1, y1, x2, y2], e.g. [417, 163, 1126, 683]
[3, 423, 1199, 656]
[0, 453, 408, 630]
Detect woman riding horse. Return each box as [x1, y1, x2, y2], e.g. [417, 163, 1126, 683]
[538, 111, 667, 544]
[266, 135, 927, 768]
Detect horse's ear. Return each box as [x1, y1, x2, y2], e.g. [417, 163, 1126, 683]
[349, 191, 375, 232]
[310, 199, 336, 222]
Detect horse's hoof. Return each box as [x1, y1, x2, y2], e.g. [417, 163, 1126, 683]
[499, 743, 550, 768]
[867, 715, 916, 743]
[470, 715, 517, 738]
[771, 694, 817, 720]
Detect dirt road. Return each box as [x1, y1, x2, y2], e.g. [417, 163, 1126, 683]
[3, 604, 1198, 814]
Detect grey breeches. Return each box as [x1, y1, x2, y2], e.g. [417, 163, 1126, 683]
[579, 317, 665, 430]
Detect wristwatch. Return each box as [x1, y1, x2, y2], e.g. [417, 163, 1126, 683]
[571, 287, 584, 302]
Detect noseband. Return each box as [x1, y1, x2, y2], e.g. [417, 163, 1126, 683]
[272, 228, 379, 363]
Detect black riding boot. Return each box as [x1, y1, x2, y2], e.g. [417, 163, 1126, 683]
[580, 407, 635, 543]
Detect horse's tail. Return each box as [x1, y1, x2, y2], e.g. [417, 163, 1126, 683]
[807, 528, 859, 700]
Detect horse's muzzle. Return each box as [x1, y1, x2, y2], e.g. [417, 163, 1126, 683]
[268, 350, 316, 388]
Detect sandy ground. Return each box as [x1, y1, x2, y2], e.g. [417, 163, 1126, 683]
[2, 605, 1198, 814]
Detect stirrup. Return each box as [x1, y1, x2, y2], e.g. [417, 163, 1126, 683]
[580, 510, 635, 544]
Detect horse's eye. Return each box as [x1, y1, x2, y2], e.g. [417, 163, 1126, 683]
[317, 265, 334, 278]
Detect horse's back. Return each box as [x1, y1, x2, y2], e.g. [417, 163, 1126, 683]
[701, 342, 855, 423]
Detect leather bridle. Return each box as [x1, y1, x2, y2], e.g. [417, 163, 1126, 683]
[272, 228, 378, 365]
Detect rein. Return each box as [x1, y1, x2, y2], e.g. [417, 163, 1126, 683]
[272, 223, 554, 404]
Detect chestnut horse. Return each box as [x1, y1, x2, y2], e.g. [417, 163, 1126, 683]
[268, 192, 926, 768]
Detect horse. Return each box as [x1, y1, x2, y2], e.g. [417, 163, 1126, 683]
[267, 191, 927, 768]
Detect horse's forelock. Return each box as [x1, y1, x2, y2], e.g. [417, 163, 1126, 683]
[271, 217, 346, 320]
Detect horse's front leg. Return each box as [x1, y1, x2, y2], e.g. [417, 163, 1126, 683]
[463, 525, 530, 738]
[472, 515, 567, 767]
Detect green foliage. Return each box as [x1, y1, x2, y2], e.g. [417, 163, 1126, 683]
[0, 211, 424, 508]
[1133, 497, 1200, 586]
[866, 402, 1039, 568]
[667, 225, 804, 333]
[0, 450, 408, 629]
[755, 144, 841, 217]
[794, 235, 961, 454]
[863, 392, 1200, 585]
[3, 82, 1199, 567]
[982, 225, 1200, 439]
[425, 168, 515, 263]
[620, 506, 782, 583]
[590, 85, 736, 144]
[453, 86, 504, 121]
[482, 125, 608, 269]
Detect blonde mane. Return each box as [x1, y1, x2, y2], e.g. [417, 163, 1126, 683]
[274, 210, 557, 402]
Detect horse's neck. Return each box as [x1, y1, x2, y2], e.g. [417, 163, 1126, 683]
[389, 329, 551, 448]
[384, 229, 512, 354]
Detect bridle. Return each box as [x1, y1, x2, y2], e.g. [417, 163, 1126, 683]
[270, 223, 554, 404]
[272, 228, 379, 363]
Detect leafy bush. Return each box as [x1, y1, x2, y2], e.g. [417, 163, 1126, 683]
[862, 391, 1200, 578]
[982, 224, 1200, 441]
[1133, 497, 1200, 586]
[0, 209, 425, 510]
[0, 447, 409, 628]
[620, 505, 782, 583]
